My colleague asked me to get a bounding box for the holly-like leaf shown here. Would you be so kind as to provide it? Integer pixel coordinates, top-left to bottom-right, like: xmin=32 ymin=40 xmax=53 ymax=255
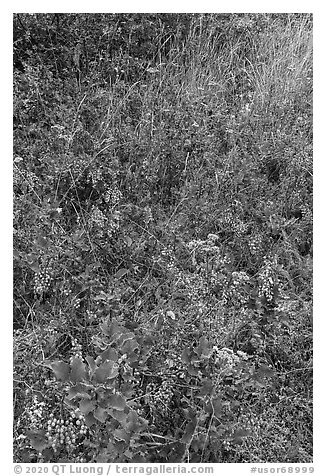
xmin=51 ymin=360 xmax=70 ymax=382
xmin=85 ymin=356 xmax=96 ymax=373
xmin=107 ymin=393 xmax=126 ymax=411
xmin=106 ymin=408 xmax=127 ymax=424
xmin=79 ymin=398 xmax=96 ymax=415
xmin=113 ymin=429 xmax=129 ymax=442
xmin=84 ymin=412 xmax=97 ymax=427
xmin=70 ymin=356 xmax=88 ymax=383
xmin=94 ymin=360 xmax=119 ymax=383
xmin=93 ymin=406 xmax=108 ymax=423
xmin=101 ymin=347 xmax=119 ymax=362
xmin=26 ymin=429 xmax=49 ymax=452
xmin=120 ymin=336 xmax=138 ymax=355
xmin=66 ymin=383 xmax=90 ymax=401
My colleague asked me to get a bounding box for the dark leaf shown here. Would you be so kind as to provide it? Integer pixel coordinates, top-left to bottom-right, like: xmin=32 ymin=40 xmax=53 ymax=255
xmin=94 ymin=360 xmax=119 ymax=383
xmin=26 ymin=430 xmax=49 ymax=452
xmin=107 ymin=393 xmax=126 ymax=411
xmin=50 ymin=360 xmax=70 ymax=382
xmin=70 ymin=356 xmax=88 ymax=383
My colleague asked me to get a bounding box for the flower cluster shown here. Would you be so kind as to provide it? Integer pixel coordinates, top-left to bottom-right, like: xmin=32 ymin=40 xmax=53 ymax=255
xmin=90 ymin=205 xmax=107 ymax=229
xmin=212 ymin=346 xmax=241 ymax=376
xmin=257 ymin=257 xmax=277 ymax=304
xmin=104 ymin=185 xmax=122 ymax=209
xmin=301 ymin=204 xmax=312 ymax=227
xmin=221 ymin=271 xmax=250 ymax=307
xmin=248 ymin=232 xmax=264 ymax=256
xmin=159 ymin=246 xmax=179 ymax=273
xmin=34 ymin=259 xmax=54 ymax=297
xmin=13 ymin=167 xmax=40 ymax=191
xmin=218 ymin=211 xmax=249 ymax=236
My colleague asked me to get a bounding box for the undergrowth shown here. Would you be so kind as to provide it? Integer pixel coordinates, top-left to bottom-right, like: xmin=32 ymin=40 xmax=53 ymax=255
xmin=13 ymin=13 xmax=312 ymax=463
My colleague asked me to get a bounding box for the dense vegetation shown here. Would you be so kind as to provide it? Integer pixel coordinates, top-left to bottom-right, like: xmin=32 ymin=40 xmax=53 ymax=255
xmin=13 ymin=13 xmax=313 ymax=463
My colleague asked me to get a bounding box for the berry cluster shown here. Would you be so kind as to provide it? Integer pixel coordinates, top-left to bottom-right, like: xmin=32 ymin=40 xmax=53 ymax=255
xmin=164 ymin=352 xmax=186 ymax=380
xmin=70 ymin=337 xmax=83 ymax=362
xmin=34 ymin=261 xmax=54 ymax=296
xmin=86 ymin=310 xmax=97 ymax=322
xmin=71 ymin=296 xmax=81 ymax=309
xmin=145 ymin=379 xmax=175 ymax=415
xmin=62 ymin=288 xmax=72 ymax=297
xmin=45 ymin=411 xmax=88 ymax=455
xmin=28 ymin=395 xmax=46 ymax=430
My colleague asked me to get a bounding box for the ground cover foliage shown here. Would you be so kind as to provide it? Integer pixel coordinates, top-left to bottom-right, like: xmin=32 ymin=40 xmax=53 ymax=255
xmin=13 ymin=13 xmax=313 ymax=463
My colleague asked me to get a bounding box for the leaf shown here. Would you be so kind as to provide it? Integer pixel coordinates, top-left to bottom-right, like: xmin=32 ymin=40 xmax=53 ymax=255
xmin=212 ymin=397 xmax=223 ymax=417
xmin=66 ymin=384 xmax=90 ymax=401
xmin=113 ymin=429 xmax=129 ymax=442
xmin=101 ymin=347 xmax=119 ymax=362
xmin=26 ymin=430 xmax=49 ymax=452
xmin=124 ymin=236 xmax=132 ymax=247
xmin=256 ymin=364 xmax=275 ymax=379
xmin=181 ymin=347 xmax=192 ymax=364
xmin=232 ymin=428 xmax=251 ymax=444
xmin=115 ymin=268 xmax=129 ymax=279
xmin=107 ymin=393 xmax=126 ymax=411
xmin=51 ymin=361 xmax=70 ymax=382
xmin=84 ymin=412 xmax=97 ymax=427
xmin=85 ymin=356 xmax=96 ymax=373
xmin=106 ymin=408 xmax=127 ymax=424
xmin=94 ymin=360 xmax=119 ymax=383
xmin=196 ymin=336 xmax=211 ymax=358
xmin=120 ymin=335 xmax=138 ymax=355
xmin=13 ymin=249 xmax=21 ymax=259
xmin=181 ymin=420 xmax=197 ymax=444
xmin=124 ymin=410 xmax=140 ymax=433
xmin=79 ymin=398 xmax=96 ymax=414
xmin=198 ymin=379 xmax=214 ymax=397
xmin=93 ymin=406 xmax=108 ymax=423
xmin=70 ymin=356 xmax=87 ymax=383
xmin=36 ymin=235 xmax=49 ymax=249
